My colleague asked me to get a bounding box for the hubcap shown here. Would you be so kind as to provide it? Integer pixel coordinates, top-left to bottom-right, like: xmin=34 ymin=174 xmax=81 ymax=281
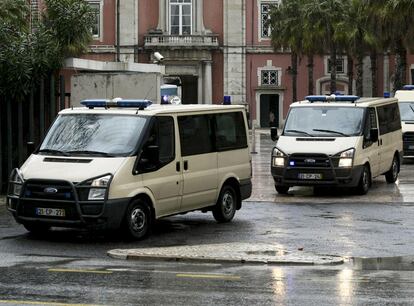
xmin=222 ymin=191 xmax=234 ymax=216
xmin=130 ymin=208 xmax=146 ymax=232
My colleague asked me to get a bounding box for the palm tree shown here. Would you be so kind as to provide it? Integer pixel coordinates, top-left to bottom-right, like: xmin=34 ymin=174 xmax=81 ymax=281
xmin=304 ymin=0 xmax=349 ymax=93
xmin=270 ymin=0 xmax=305 ymax=102
xmin=377 ymin=0 xmax=414 ymax=91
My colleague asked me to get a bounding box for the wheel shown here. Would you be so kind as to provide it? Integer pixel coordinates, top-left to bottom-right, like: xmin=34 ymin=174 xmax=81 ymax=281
xmin=122 ymin=199 xmax=151 ymax=240
xmin=275 ymin=185 xmax=289 ymax=194
xmin=385 ymin=155 xmax=399 ymax=183
xmin=213 ymin=185 xmax=237 ymax=223
xmin=23 ymin=223 xmax=50 ymax=234
xmin=355 ymin=165 xmax=371 ymax=195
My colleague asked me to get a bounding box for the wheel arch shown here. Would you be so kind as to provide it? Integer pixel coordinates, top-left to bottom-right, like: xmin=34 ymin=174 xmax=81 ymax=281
xmin=219 ymin=177 xmax=241 ymax=210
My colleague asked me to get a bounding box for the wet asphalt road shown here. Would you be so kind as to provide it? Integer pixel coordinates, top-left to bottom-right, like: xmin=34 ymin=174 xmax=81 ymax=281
xmin=1 ymin=130 xmax=414 ymax=304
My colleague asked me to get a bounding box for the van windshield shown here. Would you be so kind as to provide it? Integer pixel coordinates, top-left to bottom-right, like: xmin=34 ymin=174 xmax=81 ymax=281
xmin=399 ymin=102 xmax=414 ymax=121
xmin=39 ymin=114 xmax=148 ymax=157
xmin=283 ymin=106 xmax=365 ymax=137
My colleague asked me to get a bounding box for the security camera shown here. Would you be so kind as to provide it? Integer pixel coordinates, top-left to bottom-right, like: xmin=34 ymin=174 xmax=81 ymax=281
xmin=154 ymin=52 xmax=164 ymax=62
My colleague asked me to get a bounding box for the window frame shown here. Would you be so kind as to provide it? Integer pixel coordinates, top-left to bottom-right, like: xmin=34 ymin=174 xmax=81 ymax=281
xmin=169 ymin=0 xmax=192 ymax=35
xmin=87 ymin=0 xmax=103 ymax=41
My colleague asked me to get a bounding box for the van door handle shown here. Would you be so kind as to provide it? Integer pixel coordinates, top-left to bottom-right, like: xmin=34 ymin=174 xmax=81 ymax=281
xmin=184 ymin=160 xmax=188 ymax=170
xmin=176 ymin=161 xmax=180 ymax=172
xmin=379 ymin=139 xmax=383 ymax=146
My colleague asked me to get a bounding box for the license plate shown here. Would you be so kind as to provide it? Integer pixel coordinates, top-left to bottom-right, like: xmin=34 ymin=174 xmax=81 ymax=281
xmin=36 ymin=208 xmax=65 ymax=217
xmin=298 ymin=173 xmax=322 ymax=180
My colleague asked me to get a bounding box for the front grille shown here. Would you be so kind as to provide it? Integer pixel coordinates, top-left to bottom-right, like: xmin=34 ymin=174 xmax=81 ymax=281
xmin=403 ymin=132 xmax=414 ymax=156
xmin=288 ymin=154 xmax=332 ymax=168
xmin=24 ymin=180 xmax=75 ymax=201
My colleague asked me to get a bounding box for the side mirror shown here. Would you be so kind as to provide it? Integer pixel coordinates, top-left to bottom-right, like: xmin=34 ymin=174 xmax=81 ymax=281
xmin=370 ymin=128 xmax=379 ymax=142
xmin=270 ymin=127 xmax=279 ymax=141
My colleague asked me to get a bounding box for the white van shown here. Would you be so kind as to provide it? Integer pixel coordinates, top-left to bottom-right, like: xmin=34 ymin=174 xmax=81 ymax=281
xmin=271 ymin=95 xmax=403 ymax=195
xmin=395 ymin=85 xmax=414 ymax=158
xmin=7 ymin=99 xmax=252 ymax=239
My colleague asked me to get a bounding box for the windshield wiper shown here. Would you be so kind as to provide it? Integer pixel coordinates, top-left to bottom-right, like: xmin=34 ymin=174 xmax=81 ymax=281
xmin=410 ymin=104 xmax=414 ymax=113
xmin=38 ymin=148 xmax=69 ymax=156
xmin=313 ymin=129 xmax=350 ymax=137
xmin=285 ymin=129 xmax=314 ymax=137
xmin=66 ymin=150 xmax=116 ymax=157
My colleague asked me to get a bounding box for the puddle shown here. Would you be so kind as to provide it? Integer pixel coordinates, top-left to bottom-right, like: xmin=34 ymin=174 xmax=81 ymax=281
xmin=246 ymin=250 xmax=289 ymax=256
xmin=353 ymin=256 xmax=414 ymax=271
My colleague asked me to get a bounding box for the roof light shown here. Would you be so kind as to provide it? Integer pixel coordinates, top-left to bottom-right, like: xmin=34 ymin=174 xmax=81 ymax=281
xmin=305 ymin=94 xmax=359 ymax=103
xmin=402 ymin=85 xmax=414 ymax=90
xmin=80 ymin=98 xmax=152 ymax=109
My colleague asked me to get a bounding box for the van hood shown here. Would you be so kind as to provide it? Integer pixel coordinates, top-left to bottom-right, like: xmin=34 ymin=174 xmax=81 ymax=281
xmin=20 ymin=154 xmax=128 ymax=182
xmin=402 ymin=121 xmax=414 ymax=133
xmin=276 ymin=136 xmax=359 ymax=155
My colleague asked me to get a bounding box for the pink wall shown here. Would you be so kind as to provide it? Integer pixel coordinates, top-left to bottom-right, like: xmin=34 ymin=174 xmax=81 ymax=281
xmin=139 ymin=0 xmax=159 ymax=46
xmin=212 ymin=51 xmax=224 ymax=104
xmin=204 ymin=0 xmax=223 ymax=43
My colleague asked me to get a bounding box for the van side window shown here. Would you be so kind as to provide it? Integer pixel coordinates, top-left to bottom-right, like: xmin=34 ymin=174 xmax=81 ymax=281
xmin=215 ymin=112 xmax=248 ymax=151
xmin=178 ymin=115 xmax=213 ymax=156
xmin=377 ymin=103 xmax=402 ymax=134
xmin=157 ymin=116 xmax=175 ymax=164
xmin=363 ymin=108 xmax=377 ymax=147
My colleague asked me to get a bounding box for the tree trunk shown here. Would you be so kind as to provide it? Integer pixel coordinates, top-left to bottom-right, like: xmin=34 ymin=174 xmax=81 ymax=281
xmin=292 ymin=52 xmax=298 ymax=102
xmin=17 ymin=99 xmax=24 ymax=166
xmin=0 ymin=97 xmax=2 ymax=192
xmin=347 ymin=55 xmax=354 ymax=95
xmin=370 ymin=51 xmax=378 ymax=97
xmin=356 ymin=52 xmax=364 ymax=97
xmin=394 ymin=39 xmax=407 ymax=92
xmin=40 ymin=78 xmax=45 ymax=140
xmin=6 ymin=98 xmax=13 ymax=176
xmin=307 ymin=55 xmax=314 ymax=95
xmin=330 ymin=41 xmax=337 ymax=93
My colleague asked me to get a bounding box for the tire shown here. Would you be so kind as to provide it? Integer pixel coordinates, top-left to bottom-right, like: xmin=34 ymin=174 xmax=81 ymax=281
xmin=385 ymin=155 xmax=399 ymax=183
xmin=23 ymin=223 xmax=50 ymax=235
xmin=355 ymin=165 xmax=371 ymax=195
xmin=275 ymin=185 xmax=289 ymax=194
xmin=213 ymin=185 xmax=237 ymax=223
xmin=122 ymin=199 xmax=151 ymax=240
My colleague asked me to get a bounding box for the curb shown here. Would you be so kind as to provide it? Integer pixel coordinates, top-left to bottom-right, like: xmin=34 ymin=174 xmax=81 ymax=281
xmin=107 ymin=248 xmax=344 ymax=266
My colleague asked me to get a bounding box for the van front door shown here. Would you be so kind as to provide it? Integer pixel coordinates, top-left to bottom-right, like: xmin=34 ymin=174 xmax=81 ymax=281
xmin=178 ymin=115 xmax=218 ymax=211
xmin=363 ymin=108 xmax=381 ymax=177
xmin=140 ymin=116 xmax=183 ymax=217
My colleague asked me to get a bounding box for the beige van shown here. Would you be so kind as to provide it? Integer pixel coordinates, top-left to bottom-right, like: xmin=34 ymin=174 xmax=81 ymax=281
xmin=7 ymin=99 xmax=252 ymax=239
xmin=271 ymin=95 xmax=403 ymax=195
xmin=395 ymin=85 xmax=414 ymax=157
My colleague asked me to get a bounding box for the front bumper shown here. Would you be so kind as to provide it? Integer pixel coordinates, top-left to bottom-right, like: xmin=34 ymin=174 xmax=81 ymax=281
xmin=7 ymin=178 xmax=129 ymax=230
xmin=271 ymin=153 xmax=363 ymax=187
xmin=403 ymin=132 xmax=414 ymax=157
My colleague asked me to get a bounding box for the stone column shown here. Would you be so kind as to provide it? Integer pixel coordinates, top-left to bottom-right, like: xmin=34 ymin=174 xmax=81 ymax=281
xmin=158 ymin=0 xmax=167 ymax=32
xmin=203 ymin=61 xmax=212 ymax=104
xmin=119 ymin=0 xmax=139 ymax=63
xmin=198 ymin=64 xmax=203 ymax=104
xmin=223 ymin=0 xmax=246 ymax=105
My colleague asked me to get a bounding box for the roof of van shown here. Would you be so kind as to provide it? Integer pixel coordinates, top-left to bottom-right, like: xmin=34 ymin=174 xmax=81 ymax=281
xmin=290 ymin=97 xmax=398 ymax=108
xmin=395 ymin=90 xmax=414 ymax=102
xmin=59 ymin=103 xmax=246 ymax=116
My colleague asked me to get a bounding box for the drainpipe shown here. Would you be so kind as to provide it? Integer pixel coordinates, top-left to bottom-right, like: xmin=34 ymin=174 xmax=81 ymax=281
xmin=116 ymin=0 xmax=120 ymax=62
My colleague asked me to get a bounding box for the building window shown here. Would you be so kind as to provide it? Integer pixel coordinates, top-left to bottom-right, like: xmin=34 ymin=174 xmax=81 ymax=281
xmin=327 ymin=58 xmax=345 ymax=74
xmin=261 ymin=70 xmax=279 ymax=86
xmin=170 ymin=0 xmax=192 ymax=35
xmin=261 ymin=3 xmax=276 ymax=38
xmin=88 ymin=1 xmax=102 ymax=39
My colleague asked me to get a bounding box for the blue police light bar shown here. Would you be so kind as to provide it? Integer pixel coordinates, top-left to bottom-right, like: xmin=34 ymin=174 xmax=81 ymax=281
xmin=81 ymin=99 xmax=152 ymax=109
xmin=305 ymin=95 xmax=360 ymax=103
xmin=403 ymin=85 xmax=414 ymax=90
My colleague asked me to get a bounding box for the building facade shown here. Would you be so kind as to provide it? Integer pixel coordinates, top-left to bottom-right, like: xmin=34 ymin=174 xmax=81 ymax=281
xmin=60 ymin=0 xmax=414 ymax=127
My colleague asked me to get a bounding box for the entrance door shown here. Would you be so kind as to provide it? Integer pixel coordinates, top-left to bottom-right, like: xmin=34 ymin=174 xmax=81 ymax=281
xmin=180 ymin=75 xmax=198 ymax=104
xmin=260 ymin=94 xmax=279 ymax=128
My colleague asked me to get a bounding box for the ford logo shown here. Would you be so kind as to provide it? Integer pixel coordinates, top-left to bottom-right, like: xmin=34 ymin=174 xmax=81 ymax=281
xmin=44 ymin=187 xmax=58 ymax=193
xmin=304 ymin=159 xmax=316 ymax=163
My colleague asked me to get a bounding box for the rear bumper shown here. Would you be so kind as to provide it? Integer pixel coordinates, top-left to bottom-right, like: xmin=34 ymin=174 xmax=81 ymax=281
xmin=240 ymin=178 xmax=252 ymax=200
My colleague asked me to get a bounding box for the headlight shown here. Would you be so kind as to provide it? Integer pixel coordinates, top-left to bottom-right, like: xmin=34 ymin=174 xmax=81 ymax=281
xmin=9 ymin=169 xmax=24 ymax=196
xmin=88 ymin=175 xmax=111 ymax=200
xmin=338 ymin=148 xmax=355 ymax=168
xmin=272 ymin=148 xmax=286 ymax=167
